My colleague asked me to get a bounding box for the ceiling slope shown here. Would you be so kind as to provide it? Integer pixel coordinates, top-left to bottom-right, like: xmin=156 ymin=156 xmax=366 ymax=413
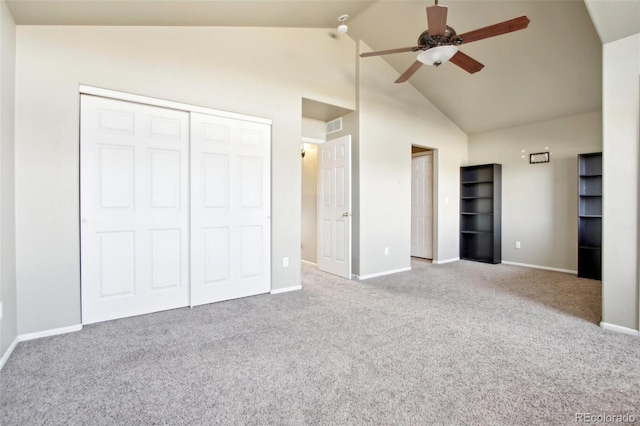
xmin=584 ymin=0 xmax=640 ymax=44
xmin=348 ymin=0 xmax=603 ymax=135
xmin=6 ymin=0 xmax=375 ymax=27
xmin=6 ymin=0 xmax=607 ymax=135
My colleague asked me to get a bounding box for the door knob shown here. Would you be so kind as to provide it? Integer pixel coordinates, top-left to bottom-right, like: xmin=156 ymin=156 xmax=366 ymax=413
xmin=342 ymin=212 xmax=352 ymax=217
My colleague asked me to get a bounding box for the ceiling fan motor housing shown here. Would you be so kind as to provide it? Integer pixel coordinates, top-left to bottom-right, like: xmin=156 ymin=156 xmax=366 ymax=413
xmin=418 ymin=25 xmax=463 ymax=49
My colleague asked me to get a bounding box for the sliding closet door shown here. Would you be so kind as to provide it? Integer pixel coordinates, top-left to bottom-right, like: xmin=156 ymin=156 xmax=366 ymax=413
xmin=80 ymin=95 xmax=190 ymax=324
xmin=190 ymin=113 xmax=271 ymax=306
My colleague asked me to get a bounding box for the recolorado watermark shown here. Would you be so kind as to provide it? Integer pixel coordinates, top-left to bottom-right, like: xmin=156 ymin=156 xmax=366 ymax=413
xmin=576 ymin=413 xmax=637 ymax=423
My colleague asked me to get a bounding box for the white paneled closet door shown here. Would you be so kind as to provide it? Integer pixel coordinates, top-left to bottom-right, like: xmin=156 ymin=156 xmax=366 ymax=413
xmin=190 ymin=113 xmax=271 ymax=306
xmin=80 ymin=95 xmax=190 ymax=324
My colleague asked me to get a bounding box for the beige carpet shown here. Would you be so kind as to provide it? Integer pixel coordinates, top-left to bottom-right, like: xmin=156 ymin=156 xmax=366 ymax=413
xmin=1 ymin=260 xmax=638 ymax=425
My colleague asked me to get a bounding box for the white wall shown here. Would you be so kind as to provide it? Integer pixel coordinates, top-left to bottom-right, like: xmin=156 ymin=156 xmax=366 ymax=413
xmin=601 ymin=33 xmax=640 ymax=331
xmin=14 ymin=26 xmax=356 ymax=334
xmin=0 ymin=0 xmax=16 ymax=361
xmin=357 ymin=41 xmax=467 ymax=276
xmin=468 ymin=112 xmax=602 ymax=272
xmin=301 ymin=117 xmax=326 ymax=141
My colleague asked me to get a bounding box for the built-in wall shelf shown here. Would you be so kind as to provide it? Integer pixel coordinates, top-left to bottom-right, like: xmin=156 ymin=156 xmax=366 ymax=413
xmin=460 ymin=163 xmax=501 ymax=264
xmin=578 ymin=152 xmax=602 ymax=280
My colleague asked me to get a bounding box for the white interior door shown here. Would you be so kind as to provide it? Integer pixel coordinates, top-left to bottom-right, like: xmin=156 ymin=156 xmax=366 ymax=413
xmin=317 ymin=135 xmax=352 ymax=279
xmin=190 ymin=112 xmax=271 ymax=306
xmin=411 ymin=153 xmax=433 ymax=259
xmin=80 ymin=95 xmax=190 ymax=324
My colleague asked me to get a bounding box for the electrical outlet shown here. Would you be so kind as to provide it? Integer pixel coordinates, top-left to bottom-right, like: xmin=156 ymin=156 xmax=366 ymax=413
xmin=283 ymin=257 xmax=289 ymax=267
xmin=515 ymin=241 xmax=521 ymax=249
xmin=384 ymin=247 xmax=389 ymax=256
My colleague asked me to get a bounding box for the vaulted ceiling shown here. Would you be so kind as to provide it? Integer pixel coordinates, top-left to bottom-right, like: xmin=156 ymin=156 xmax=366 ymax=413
xmin=6 ymin=0 xmax=638 ymax=135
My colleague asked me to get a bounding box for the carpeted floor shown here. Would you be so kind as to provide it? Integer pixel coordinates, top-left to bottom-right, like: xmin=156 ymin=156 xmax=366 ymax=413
xmin=1 ymin=261 xmax=638 ymax=425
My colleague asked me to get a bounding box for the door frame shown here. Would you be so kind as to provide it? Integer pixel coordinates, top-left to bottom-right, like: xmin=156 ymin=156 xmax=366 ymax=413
xmin=79 ymin=86 xmax=272 ymax=125
xmin=78 ymin=85 xmax=273 ymax=322
xmin=411 ymin=145 xmax=438 ymax=262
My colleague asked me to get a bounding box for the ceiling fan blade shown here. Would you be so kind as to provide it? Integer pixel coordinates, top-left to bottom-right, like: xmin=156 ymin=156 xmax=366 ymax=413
xmin=395 ymin=61 xmax=423 ymax=84
xmin=457 ymin=16 xmax=530 ymax=44
xmin=449 ymin=51 xmax=484 ymax=74
xmin=360 ymin=46 xmax=421 ymax=58
xmin=426 ymin=5 xmax=448 ymax=37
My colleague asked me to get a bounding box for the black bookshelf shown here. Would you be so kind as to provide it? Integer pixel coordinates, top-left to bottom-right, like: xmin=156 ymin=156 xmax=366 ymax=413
xmin=578 ymin=153 xmax=602 ymax=279
xmin=460 ymin=164 xmax=502 ymax=264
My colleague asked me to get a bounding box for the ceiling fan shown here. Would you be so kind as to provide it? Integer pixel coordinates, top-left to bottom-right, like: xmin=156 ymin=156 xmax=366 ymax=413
xmin=360 ymin=0 xmax=530 ymax=83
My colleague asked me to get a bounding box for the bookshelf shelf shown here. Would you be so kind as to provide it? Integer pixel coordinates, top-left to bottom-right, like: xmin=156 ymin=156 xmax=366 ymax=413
xmin=578 ymin=153 xmax=602 ymax=279
xmin=460 ymin=164 xmax=501 ymax=264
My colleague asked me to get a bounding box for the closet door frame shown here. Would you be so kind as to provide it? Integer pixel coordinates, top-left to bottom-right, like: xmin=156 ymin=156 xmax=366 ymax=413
xmin=79 ymin=86 xmax=272 ymax=322
xmin=80 ymin=86 xmax=272 ymax=126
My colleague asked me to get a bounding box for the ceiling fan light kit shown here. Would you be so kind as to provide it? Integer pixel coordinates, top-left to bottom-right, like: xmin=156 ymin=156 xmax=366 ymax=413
xmin=337 ymin=14 xmax=349 ymax=34
xmin=417 ymin=45 xmax=458 ymax=67
xmin=360 ymin=1 xmax=530 ymax=83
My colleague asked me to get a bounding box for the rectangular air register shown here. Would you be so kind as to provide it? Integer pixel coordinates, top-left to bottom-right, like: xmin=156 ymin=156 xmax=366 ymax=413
xmin=326 ymin=117 xmax=342 ymax=135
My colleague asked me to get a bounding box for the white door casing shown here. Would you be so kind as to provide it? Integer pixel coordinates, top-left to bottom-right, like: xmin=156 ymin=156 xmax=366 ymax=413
xmin=80 ymin=95 xmax=190 ymax=324
xmin=411 ymin=153 xmax=433 ymax=259
xmin=317 ymin=135 xmax=352 ymax=279
xmin=190 ymin=113 xmax=271 ymax=306
xmin=81 ymin=91 xmax=272 ymax=323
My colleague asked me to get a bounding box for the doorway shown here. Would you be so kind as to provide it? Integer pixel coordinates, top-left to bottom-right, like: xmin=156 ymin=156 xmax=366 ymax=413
xmin=300 ymin=135 xmax=352 ymax=279
xmin=411 ymin=146 xmax=435 ymax=267
xmin=300 ymin=99 xmax=354 ymax=279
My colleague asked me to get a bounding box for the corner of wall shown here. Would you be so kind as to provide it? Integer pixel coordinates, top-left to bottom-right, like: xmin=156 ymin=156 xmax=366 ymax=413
xmin=601 ymin=33 xmax=640 ymax=331
xmin=0 ymin=0 xmax=18 ymax=362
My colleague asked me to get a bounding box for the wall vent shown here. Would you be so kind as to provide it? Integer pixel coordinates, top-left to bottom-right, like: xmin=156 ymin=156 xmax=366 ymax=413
xmin=326 ymin=117 xmax=342 ymax=135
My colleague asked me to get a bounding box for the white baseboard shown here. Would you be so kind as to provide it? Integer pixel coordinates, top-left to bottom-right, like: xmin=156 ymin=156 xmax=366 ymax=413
xmin=355 ymin=267 xmax=412 ymax=280
xmin=433 ymin=257 xmax=459 ymax=265
xmin=18 ymin=324 xmax=83 ymax=342
xmin=0 ymin=324 xmax=83 ymax=371
xmin=0 ymin=337 xmax=19 ymax=372
xmin=501 ymin=261 xmax=577 ymax=275
xmin=600 ymin=322 xmax=640 ymax=336
xmin=270 ymin=285 xmax=302 ymax=295
xmin=301 ymin=260 xmax=317 ymax=266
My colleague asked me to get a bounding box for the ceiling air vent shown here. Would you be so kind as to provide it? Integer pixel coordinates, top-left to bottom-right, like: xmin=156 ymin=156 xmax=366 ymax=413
xmin=326 ymin=117 xmax=342 ymax=135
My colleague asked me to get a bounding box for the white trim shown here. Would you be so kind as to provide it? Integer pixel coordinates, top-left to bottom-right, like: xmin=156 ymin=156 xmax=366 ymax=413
xmin=0 ymin=337 xmax=19 ymax=372
xmin=18 ymin=324 xmax=83 ymax=342
xmin=301 ymin=136 xmax=325 ymax=144
xmin=270 ymin=285 xmax=302 ymax=295
xmin=501 ymin=261 xmax=577 ymax=275
xmin=411 ymin=151 xmax=433 ymax=158
xmin=1 ymin=325 xmax=84 ymax=370
xmin=79 ymin=85 xmax=272 ymax=125
xmin=301 ymin=259 xmax=317 ymax=266
xmin=355 ymin=267 xmax=412 ymax=280
xmin=433 ymin=257 xmax=459 ymax=265
xmin=600 ymin=322 xmax=640 ymax=336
